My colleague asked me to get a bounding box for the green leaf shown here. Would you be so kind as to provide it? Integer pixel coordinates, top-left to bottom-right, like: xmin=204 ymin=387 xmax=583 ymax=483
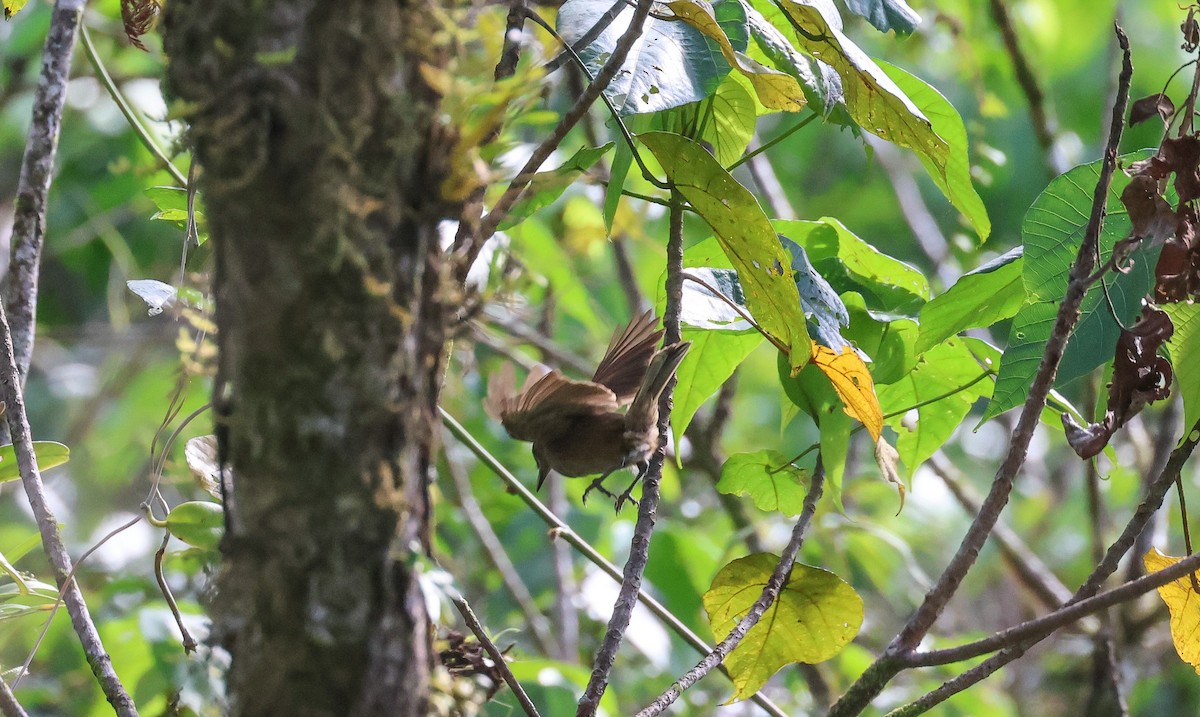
xmin=878 ymin=337 xmax=991 ymax=469
xmin=718 ymin=450 xmax=810 ymax=514
xmin=641 ymin=131 xmax=811 ymax=370
xmin=775 ymin=0 xmax=949 ymax=172
xmin=776 ymin=218 xmax=930 ymax=314
xmin=603 ymin=139 xmax=634 ymax=234
xmin=558 ymin=0 xmax=743 ymax=114
xmin=145 ymin=186 xmax=188 ymax=213
xmin=744 ymin=1 xmax=846 ymax=120
xmin=915 ymin=247 xmax=1024 ymax=356
xmin=663 ymin=74 xmax=758 ymax=167
xmin=841 ymin=292 xmax=918 ymax=385
xmin=982 ymin=155 xmax=1160 ymax=421
xmin=498 ymin=143 xmax=613 ymax=230
xmin=704 ymin=553 xmax=862 ymax=702
xmin=879 ymin=61 xmax=990 ymax=242
xmin=665 ymin=0 xmax=807 ymax=112
xmin=1165 ymin=303 xmax=1200 ymax=444
xmin=165 ymin=501 xmax=224 ymax=550
xmin=780 ymin=237 xmax=851 ymax=352
xmin=841 ymin=0 xmax=920 ymax=35
xmin=672 ymin=328 xmax=763 ymax=454
xmin=0 ymin=442 xmax=71 ymax=484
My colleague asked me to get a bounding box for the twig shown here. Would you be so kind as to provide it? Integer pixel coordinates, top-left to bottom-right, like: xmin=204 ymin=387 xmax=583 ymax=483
xmin=481 ymin=313 xmax=593 ymax=375
xmin=0 ymin=676 xmax=29 ymax=717
xmin=452 ymin=596 xmax=542 ymax=717
xmin=0 ymin=300 xmax=138 ymax=717
xmin=828 ymin=25 xmax=1133 ymax=716
xmin=4 ymin=0 xmax=87 ymax=393
xmin=886 ymin=549 xmax=1200 ymax=716
xmin=987 ymin=0 xmax=1066 ymax=175
xmin=439 ymin=407 xmax=789 ymax=717
xmin=494 ymin=0 xmax=528 ymax=81
xmin=636 ymin=460 xmax=826 ymax=716
xmin=154 ymin=532 xmax=197 ymax=653
xmin=865 ymin=136 xmax=954 ymax=285
xmin=444 ymin=443 xmax=558 ymax=656
xmin=466 ymin=0 xmax=656 ymax=259
xmin=743 ymin=141 xmax=797 ymax=220
xmin=575 ymin=190 xmax=685 ymax=717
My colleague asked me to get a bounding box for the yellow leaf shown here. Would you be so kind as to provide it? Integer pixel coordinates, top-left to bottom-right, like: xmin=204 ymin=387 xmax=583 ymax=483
xmin=3 ymin=0 xmax=30 ymax=19
xmin=811 ymin=343 xmax=882 ymax=441
xmin=1145 ymin=547 xmax=1200 ymax=675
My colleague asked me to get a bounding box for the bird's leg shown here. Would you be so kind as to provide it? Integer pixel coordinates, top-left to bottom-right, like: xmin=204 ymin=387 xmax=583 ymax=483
xmin=614 ymin=462 xmax=649 ymax=513
xmin=582 ymin=470 xmax=619 ymax=504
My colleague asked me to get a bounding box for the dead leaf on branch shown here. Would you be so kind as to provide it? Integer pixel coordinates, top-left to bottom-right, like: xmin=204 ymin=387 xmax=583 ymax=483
xmin=1130 ymin=93 xmax=1176 ymax=127
xmin=1062 ymin=306 xmax=1174 ymax=458
xmin=121 ymin=0 xmax=161 ymax=51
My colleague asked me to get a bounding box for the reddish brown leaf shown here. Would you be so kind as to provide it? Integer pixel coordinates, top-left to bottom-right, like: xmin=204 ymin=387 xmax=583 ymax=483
xmin=1122 ymin=174 xmax=1176 ymax=242
xmin=1186 ymin=9 xmax=1200 ymax=52
xmin=1063 ymin=306 xmax=1174 ymax=459
xmin=1130 ymin=93 xmax=1176 ymax=127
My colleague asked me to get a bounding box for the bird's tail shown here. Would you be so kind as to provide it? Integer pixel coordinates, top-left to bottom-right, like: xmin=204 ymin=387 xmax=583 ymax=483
xmin=625 ymin=341 xmax=691 ymax=430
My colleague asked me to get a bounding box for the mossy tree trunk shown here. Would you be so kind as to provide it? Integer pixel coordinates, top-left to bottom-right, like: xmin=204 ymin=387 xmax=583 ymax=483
xmin=163 ymin=3 xmax=455 ymax=714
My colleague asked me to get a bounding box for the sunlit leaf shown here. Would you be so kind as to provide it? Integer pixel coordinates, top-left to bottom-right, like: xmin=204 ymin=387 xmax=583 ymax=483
xmin=499 ymin=143 xmax=613 ymax=230
xmin=0 ymin=442 xmax=71 ymax=484
xmin=127 ymin=279 xmax=178 ymax=316
xmin=915 ymin=248 xmax=1024 ymax=356
xmin=775 ymin=0 xmax=949 ymax=174
xmin=880 ymin=61 xmax=990 ymax=242
xmin=663 ymin=74 xmax=758 ymax=167
xmin=704 ymin=553 xmax=862 ymax=701
xmin=2 ymin=0 xmax=29 ymax=19
xmin=778 ymin=353 xmax=851 ymax=510
xmin=665 ymin=0 xmax=807 ymax=112
xmin=743 ymin=1 xmax=845 ymax=119
xmin=673 ymin=329 xmax=763 ymax=455
xmin=1144 ymin=547 xmax=1200 ymax=675
xmin=811 ymin=343 xmax=882 ymax=441
xmin=166 ymin=501 xmax=224 ymax=550
xmin=641 ymin=131 xmax=811 ymax=370
xmin=717 ymin=450 xmax=809 ymax=514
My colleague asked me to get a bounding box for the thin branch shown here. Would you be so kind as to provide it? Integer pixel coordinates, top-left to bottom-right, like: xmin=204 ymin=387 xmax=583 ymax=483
xmin=494 ymin=0 xmax=528 ymax=81
xmin=0 ymin=677 xmax=28 ymax=717
xmin=463 ymin=0 xmax=656 ymax=265
xmin=987 ymin=0 xmax=1067 ymax=175
xmin=576 ymin=190 xmax=685 ymax=717
xmin=929 ymin=455 xmax=1074 ymax=611
xmin=4 ymin=0 xmax=87 ymax=392
xmin=887 ymin=550 xmax=1200 ymax=717
xmin=743 ymin=140 xmax=796 ymax=220
xmin=611 ymin=236 xmax=649 ymax=315
xmin=452 ymin=596 xmax=542 ymax=717
xmin=828 ymin=26 xmax=1133 ymax=716
xmin=865 ymin=136 xmax=954 ymax=285
xmin=636 ymin=460 xmax=826 ymax=716
xmin=481 ymin=313 xmax=593 ymax=375
xmin=0 ymin=299 xmax=138 ymax=715
xmin=439 ymin=408 xmax=789 ymax=717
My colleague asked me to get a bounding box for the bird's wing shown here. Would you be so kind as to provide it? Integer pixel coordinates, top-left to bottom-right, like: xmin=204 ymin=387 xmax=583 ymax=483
xmin=590 ymin=310 xmax=663 ymax=406
xmin=489 ymin=365 xmax=618 ymax=442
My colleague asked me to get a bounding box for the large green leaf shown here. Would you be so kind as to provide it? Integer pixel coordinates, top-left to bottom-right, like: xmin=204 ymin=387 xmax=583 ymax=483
xmin=557 ymin=0 xmax=746 ymax=114
xmin=878 ymin=337 xmax=991 ymax=469
xmin=743 ymin=1 xmax=846 ymax=120
xmin=915 ymin=247 xmax=1024 ymax=356
xmin=841 ymin=292 xmax=918 ymax=385
xmin=775 ymin=0 xmax=949 ymax=173
xmin=717 ymin=450 xmax=809 ymax=514
xmin=641 ymin=131 xmax=812 ymax=369
xmin=982 ymin=156 xmax=1160 ymax=421
xmin=778 ymin=352 xmax=850 ymax=508
xmin=1165 ymin=303 xmax=1200 ymax=444
xmin=704 ymin=553 xmax=862 ymax=702
xmin=880 ymin=61 xmax=990 ymax=242
xmin=673 ymin=328 xmax=764 ymax=454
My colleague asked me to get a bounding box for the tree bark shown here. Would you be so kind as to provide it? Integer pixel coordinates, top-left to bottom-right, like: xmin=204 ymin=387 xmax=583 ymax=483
xmin=163 ymin=2 xmax=453 ymax=714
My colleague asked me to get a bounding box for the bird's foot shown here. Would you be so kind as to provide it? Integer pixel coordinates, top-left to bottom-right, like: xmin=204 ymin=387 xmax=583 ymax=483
xmin=582 ymin=473 xmax=618 ymax=505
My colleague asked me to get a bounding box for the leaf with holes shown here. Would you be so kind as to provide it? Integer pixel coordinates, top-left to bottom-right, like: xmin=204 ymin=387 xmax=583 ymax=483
xmin=811 ymin=343 xmax=882 ymax=441
xmin=1145 ymin=548 xmax=1200 ymax=675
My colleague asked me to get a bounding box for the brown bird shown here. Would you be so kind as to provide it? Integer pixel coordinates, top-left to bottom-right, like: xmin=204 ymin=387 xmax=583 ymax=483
xmin=485 ymin=311 xmax=691 ymax=507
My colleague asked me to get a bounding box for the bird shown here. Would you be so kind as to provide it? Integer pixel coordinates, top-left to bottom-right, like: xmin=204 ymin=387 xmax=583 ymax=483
xmin=484 ymin=310 xmax=691 ymax=508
